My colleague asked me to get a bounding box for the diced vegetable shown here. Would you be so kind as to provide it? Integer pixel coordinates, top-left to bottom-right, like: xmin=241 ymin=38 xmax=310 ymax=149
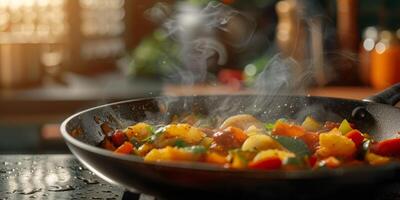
xmin=298 ymin=132 xmax=319 ymax=152
xmin=174 ymin=139 xmax=187 ymax=148
xmin=316 ymin=128 xmax=356 ymax=158
xmin=130 ymin=137 xmax=142 ymax=148
xmin=345 ymin=130 xmax=364 ymax=147
xmin=114 ymin=142 xmax=134 ymax=154
xmin=220 ymin=114 xmax=263 ymax=130
xmin=241 ymin=134 xmax=282 ymax=151
xmin=338 ymin=119 xmax=353 ymax=134
xmin=273 ymin=120 xmax=306 ymax=137
xmin=183 ymin=145 xmax=207 ymax=154
xmin=101 ymin=138 xmax=116 ymax=151
xmin=252 ymin=149 xmax=295 ymax=163
xmin=213 ymin=128 xmax=244 ymax=150
xmin=318 ymin=156 xmax=340 ymax=168
xmin=229 ymin=150 xmax=253 ymax=169
xmin=248 ymin=156 xmax=282 ymax=170
xmin=200 ymin=137 xmax=213 ymax=148
xmin=137 ymin=143 xmax=155 ymax=157
xmin=111 ymin=130 xmax=128 ymax=147
xmin=225 ymin=127 xmax=248 ymax=143
xmin=371 ymin=138 xmax=400 ymax=157
xmin=308 ymin=155 xmax=317 ymax=167
xmin=323 ymin=121 xmax=340 ymax=130
xmin=144 ymin=146 xmax=200 ymax=162
xmin=246 ymin=125 xmax=265 ymax=136
xmin=365 ymin=152 xmax=390 ymax=165
xmin=124 ymin=122 xmax=153 ymax=141
xmin=205 ymin=152 xmax=228 ymax=165
xmin=163 ymin=124 xmax=206 ymax=144
xmin=265 ymin=123 xmax=275 ymax=132
xmin=273 ymin=135 xmax=310 ymax=158
xmin=302 ymin=116 xmax=322 ymax=132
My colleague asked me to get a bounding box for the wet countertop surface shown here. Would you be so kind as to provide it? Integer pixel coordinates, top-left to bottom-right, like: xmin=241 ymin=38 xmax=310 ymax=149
xmin=0 ymin=155 xmax=156 ymax=200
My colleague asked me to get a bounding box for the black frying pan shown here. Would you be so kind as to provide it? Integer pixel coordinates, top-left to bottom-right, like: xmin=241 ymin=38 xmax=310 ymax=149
xmin=61 ymin=84 xmax=400 ymax=200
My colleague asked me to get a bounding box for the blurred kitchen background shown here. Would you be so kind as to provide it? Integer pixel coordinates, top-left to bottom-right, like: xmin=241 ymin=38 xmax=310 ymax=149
xmin=0 ymin=0 xmax=399 ymax=154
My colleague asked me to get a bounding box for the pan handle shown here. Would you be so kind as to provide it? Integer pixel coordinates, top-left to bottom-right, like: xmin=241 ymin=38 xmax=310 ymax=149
xmin=364 ymin=83 xmax=400 ymax=106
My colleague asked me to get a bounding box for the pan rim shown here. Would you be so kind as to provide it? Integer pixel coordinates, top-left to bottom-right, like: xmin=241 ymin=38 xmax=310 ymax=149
xmin=60 ymin=94 xmax=400 ymax=179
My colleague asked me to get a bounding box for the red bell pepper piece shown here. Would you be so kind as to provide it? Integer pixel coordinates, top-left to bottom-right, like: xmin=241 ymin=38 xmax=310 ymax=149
xmin=111 ymin=130 xmax=127 ymax=147
xmin=114 ymin=142 xmax=134 ymax=154
xmin=346 ymin=129 xmax=364 ymax=147
xmin=248 ymin=157 xmax=282 ymax=170
xmin=308 ymin=155 xmax=317 ymax=168
xmin=372 ymin=138 xmax=400 ymax=157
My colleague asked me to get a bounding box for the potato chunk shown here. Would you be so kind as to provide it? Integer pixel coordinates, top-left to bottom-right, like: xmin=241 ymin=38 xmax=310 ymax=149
xmin=253 ymin=149 xmax=295 ymax=163
xmin=124 ymin=122 xmax=152 ymax=140
xmin=163 ymin=123 xmax=206 ymax=144
xmin=241 ymin=134 xmax=282 ymax=151
xmin=316 ymin=128 xmax=356 ymax=158
xmin=144 ymin=146 xmax=199 ymax=162
xmin=365 ymin=152 xmax=390 ymax=165
xmin=220 ymin=114 xmax=263 ymax=130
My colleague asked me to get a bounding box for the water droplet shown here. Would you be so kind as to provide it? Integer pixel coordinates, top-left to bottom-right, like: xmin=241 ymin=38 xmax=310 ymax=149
xmin=29 ymin=195 xmax=36 ymax=199
xmin=0 ymin=170 xmax=6 ymax=174
xmin=76 ymin=176 xmax=99 ymax=185
xmin=42 ymin=193 xmax=48 ymax=196
xmin=13 ymin=188 xmax=42 ymax=195
xmin=48 ymin=185 xmax=75 ymax=192
xmin=91 ymin=197 xmax=102 ymax=200
xmin=2 ymin=162 xmax=9 ymax=166
xmin=15 ymin=162 xmax=22 ymax=165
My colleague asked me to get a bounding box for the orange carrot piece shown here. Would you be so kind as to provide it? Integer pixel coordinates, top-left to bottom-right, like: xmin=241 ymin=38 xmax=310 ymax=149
xmin=101 ymin=138 xmax=116 ymax=151
xmin=205 ymin=152 xmax=228 ymax=165
xmin=225 ymin=127 xmax=248 ymax=143
xmin=114 ymin=141 xmax=134 ymax=154
xmin=273 ymin=121 xmax=306 ymax=137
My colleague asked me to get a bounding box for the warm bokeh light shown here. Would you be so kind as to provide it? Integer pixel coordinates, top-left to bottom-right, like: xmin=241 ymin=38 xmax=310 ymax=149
xmin=0 ymin=0 xmax=67 ymax=43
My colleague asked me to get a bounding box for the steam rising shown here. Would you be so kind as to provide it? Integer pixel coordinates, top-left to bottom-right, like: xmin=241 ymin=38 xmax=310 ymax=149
xmin=148 ymin=2 xmax=256 ymax=84
xmin=142 ymin=1 xmax=330 ymax=124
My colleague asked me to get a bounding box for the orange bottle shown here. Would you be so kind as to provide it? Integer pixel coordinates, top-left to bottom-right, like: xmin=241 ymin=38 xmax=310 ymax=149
xmin=370 ymin=31 xmax=400 ymax=90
